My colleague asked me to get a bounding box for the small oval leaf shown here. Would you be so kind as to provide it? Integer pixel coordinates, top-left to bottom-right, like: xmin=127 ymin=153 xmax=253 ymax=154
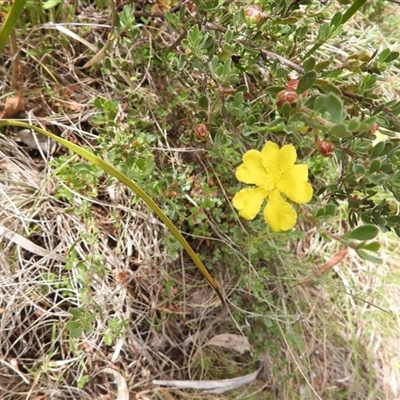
xmin=355 ymin=249 xmax=382 ymax=264
xmin=330 ymin=123 xmax=352 ymax=138
xmin=368 ymin=159 xmax=382 ymax=174
xmin=297 ymin=71 xmax=317 ymax=94
xmin=303 ymin=57 xmax=316 ymax=72
xmin=347 ymin=224 xmax=379 ymax=241
xmin=358 ymin=241 xmax=380 ymax=252
xmin=277 ymin=17 xmax=299 ymax=25
xmin=325 ymin=92 xmax=344 ymax=123
xmin=198 ymin=95 xmax=209 ymax=111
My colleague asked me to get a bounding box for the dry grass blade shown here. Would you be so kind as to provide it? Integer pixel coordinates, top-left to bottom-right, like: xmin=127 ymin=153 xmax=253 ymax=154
xmin=152 ymin=368 xmax=260 ymax=394
xmin=46 ymin=23 xmax=136 ymax=90
xmin=100 ymin=368 xmax=129 ymax=400
xmin=81 ymin=0 xmax=116 ymax=69
xmin=0 ymin=225 xmax=64 ymax=262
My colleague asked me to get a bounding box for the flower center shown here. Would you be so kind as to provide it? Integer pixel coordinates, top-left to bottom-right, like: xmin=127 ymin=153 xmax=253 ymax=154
xmin=263 ymin=177 xmax=275 ymax=192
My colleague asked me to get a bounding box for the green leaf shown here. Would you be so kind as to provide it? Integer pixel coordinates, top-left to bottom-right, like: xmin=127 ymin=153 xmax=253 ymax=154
xmin=314 ymin=207 xmax=326 ymax=218
xmin=201 ymin=35 xmax=215 ymax=50
xmin=325 ymin=93 xmax=344 ymax=123
xmin=277 ymin=17 xmax=299 ymax=24
xmin=198 ymin=95 xmax=209 ymax=111
xmin=347 ymin=118 xmax=360 ymax=131
xmin=315 ymin=60 xmax=331 ymax=72
xmin=313 ymin=95 xmax=326 ymax=113
xmin=358 ymin=116 xmax=376 ymax=131
xmin=303 ymin=57 xmax=316 ymax=72
xmin=330 ymin=12 xmax=343 ymax=28
xmin=103 ymin=334 xmax=113 ymax=346
xmin=329 ymin=123 xmax=352 ymax=138
xmin=265 ymin=86 xmax=285 ymax=96
xmin=387 ymin=215 xmax=400 ymax=224
xmin=69 ymin=327 xmax=83 ymax=338
xmin=352 ymin=163 xmax=365 ymax=174
xmin=381 ymin=163 xmax=394 ymax=174
xmin=281 ymin=102 xmax=293 ymax=120
xmin=368 ymin=159 xmax=382 ymax=174
xmin=370 ymin=141 xmax=385 ymax=158
xmin=382 ymin=142 xmax=394 ymax=156
xmin=73 ymin=162 xmax=97 ymax=175
xmin=188 ymin=24 xmax=200 ymax=46
xmin=314 ymin=203 xmax=337 ymax=218
xmin=324 ymin=204 xmax=337 ymax=216
xmin=355 ymin=249 xmax=382 ymax=264
xmin=66 ymin=321 xmax=82 ymax=338
xmin=0 ymin=0 xmax=27 ymax=56
xmin=42 ymin=0 xmax=62 ymax=10
xmin=178 ymin=54 xmax=187 ymax=70
xmin=225 ymin=29 xmax=234 ymax=43
xmin=178 ymin=4 xmax=186 ymax=22
xmin=233 ymin=91 xmax=244 ymax=107
xmin=296 ymin=26 xmax=308 ymax=40
xmin=165 ymin=11 xmax=178 ymax=28
xmin=378 ymin=49 xmax=399 ymax=64
xmin=379 ymin=48 xmax=391 ymax=63
xmin=390 ymin=100 xmax=400 ymax=116
xmin=317 ymin=81 xmax=342 ymax=96
xmin=275 ymin=67 xmax=288 ymax=78
xmin=341 ymin=0 xmax=367 ymax=25
xmin=297 ymin=71 xmax=317 ymax=94
xmin=77 ymin=375 xmax=90 ymax=390
xmin=347 ymin=224 xmax=379 ymax=241
xmin=68 ymin=307 xmax=84 ymax=318
xmin=358 ymin=241 xmax=380 ymax=252
xmin=369 ymin=174 xmax=386 ymax=185
xmin=247 ymin=115 xmax=256 ymax=125
xmin=384 ymin=51 xmax=399 ymax=63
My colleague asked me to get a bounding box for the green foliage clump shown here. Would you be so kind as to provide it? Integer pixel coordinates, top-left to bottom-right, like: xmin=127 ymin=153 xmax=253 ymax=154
xmin=89 ymin=0 xmax=400 ymax=265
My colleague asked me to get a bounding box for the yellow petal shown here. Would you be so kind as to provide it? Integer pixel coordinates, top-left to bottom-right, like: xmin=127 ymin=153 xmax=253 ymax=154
xmin=261 ymin=142 xmax=297 ymax=182
xmin=236 ymin=150 xmax=268 ymax=186
xmin=276 ymin=164 xmax=313 ymax=204
xmin=233 ymin=187 xmax=267 ymax=220
xmin=263 ymin=189 xmax=297 ymax=232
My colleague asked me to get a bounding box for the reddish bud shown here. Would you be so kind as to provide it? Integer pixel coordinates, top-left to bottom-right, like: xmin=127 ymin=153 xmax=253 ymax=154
xmin=245 ymin=5 xmax=265 ymax=25
xmin=163 ymin=189 xmax=179 ymax=198
xmin=194 ymin=123 xmax=210 ymax=141
xmin=368 ymin=122 xmax=379 ymax=135
xmin=286 ymin=79 xmax=308 ymax=97
xmin=317 ymin=140 xmax=335 ymax=157
xmin=276 ymin=89 xmax=299 ymax=107
xmin=286 ymin=79 xmax=299 ymax=91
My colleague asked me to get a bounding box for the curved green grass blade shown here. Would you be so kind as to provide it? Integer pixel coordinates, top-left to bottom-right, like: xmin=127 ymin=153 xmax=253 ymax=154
xmin=0 ymin=120 xmax=225 ymax=304
xmin=0 ymin=0 xmax=27 ymax=55
xmin=341 ymin=0 xmax=367 ymax=25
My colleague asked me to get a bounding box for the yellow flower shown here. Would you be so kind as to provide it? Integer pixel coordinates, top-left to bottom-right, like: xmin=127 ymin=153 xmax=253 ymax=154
xmin=233 ymin=141 xmax=313 ymax=232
